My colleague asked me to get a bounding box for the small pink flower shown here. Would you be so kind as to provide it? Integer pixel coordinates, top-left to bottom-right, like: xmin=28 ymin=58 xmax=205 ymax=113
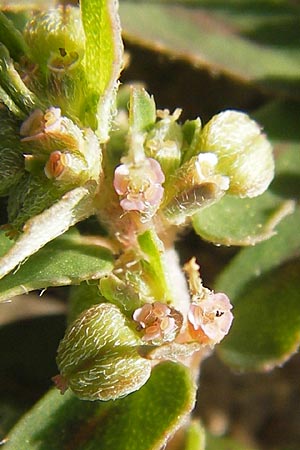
xmin=20 ymin=107 xmax=62 ymax=141
xmin=44 ymin=150 xmax=69 ymax=179
xmin=43 ymin=107 xmax=62 ymax=133
xmin=113 ymin=158 xmax=165 ymax=216
xmin=133 ymin=302 xmax=183 ymax=344
xmin=187 ymin=292 xmax=233 ymax=345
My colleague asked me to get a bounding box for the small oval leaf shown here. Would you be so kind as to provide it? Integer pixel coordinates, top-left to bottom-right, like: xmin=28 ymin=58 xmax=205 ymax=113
xmin=218 ymin=259 xmax=300 ymax=371
xmin=192 ymin=193 xmax=294 ymax=246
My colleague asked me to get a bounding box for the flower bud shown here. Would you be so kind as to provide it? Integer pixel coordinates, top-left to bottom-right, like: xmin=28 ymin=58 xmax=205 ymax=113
xmin=56 ymin=303 xmax=151 ymax=401
xmin=198 ymin=110 xmax=274 ymax=198
xmin=144 ymin=109 xmax=182 ymax=176
xmin=162 ymin=153 xmax=229 ymax=225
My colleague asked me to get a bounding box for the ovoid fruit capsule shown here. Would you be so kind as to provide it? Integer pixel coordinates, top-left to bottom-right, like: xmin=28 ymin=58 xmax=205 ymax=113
xmin=56 ymin=303 xmax=151 ymax=401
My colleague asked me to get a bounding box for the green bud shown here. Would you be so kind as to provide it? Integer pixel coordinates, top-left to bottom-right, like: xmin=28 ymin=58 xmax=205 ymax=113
xmin=162 ymin=153 xmax=229 ymax=225
xmin=163 ymin=183 xmax=224 ymax=225
xmin=144 ymin=109 xmax=182 ymax=176
xmin=100 ymin=273 xmax=142 ymax=314
xmin=198 ymin=110 xmax=275 ymax=198
xmin=56 ymin=303 xmax=152 ymax=401
xmin=24 ymin=6 xmax=85 ymax=73
xmin=129 ymin=87 xmax=156 ymax=134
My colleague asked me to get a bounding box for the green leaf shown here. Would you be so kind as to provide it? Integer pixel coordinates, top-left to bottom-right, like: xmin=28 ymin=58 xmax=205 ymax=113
xmin=138 ymin=229 xmax=173 ymax=302
xmin=129 ymin=86 xmax=156 ymax=133
xmin=0 ymin=185 xmax=98 ymax=281
xmin=5 ymin=362 xmax=196 ymax=450
xmin=254 ymin=99 xmax=300 ymax=199
xmin=215 ymin=207 xmax=300 ymax=300
xmin=254 ymin=99 xmax=300 ymax=143
xmin=0 ymin=110 xmax=25 ymax=196
xmin=213 ymin=100 xmax=300 ymax=369
xmin=218 ymin=258 xmax=300 ymax=371
xmin=120 ymin=1 xmax=300 ymax=97
xmin=192 ymin=193 xmax=294 ymax=246
xmin=81 ymin=0 xmax=123 ymax=140
xmin=0 ymin=230 xmax=113 ymax=302
xmin=215 ymin=207 xmax=300 ymax=370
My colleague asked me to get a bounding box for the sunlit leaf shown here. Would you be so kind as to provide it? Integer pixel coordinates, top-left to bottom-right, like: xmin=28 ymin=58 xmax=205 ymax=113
xmin=0 ymin=185 xmax=96 ymax=281
xmin=0 ymin=230 xmax=113 ymax=302
xmin=129 ymin=86 xmax=156 ymax=133
xmin=5 ymin=362 xmax=196 ymax=450
xmin=81 ymin=0 xmax=123 ymax=140
xmin=138 ymin=229 xmax=173 ymax=301
xmin=192 ymin=193 xmax=294 ymax=246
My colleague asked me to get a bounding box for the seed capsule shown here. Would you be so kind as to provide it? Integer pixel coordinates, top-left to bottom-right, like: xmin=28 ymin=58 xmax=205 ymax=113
xmin=56 ymin=303 xmax=151 ymax=401
xmin=198 ymin=110 xmax=274 ymax=198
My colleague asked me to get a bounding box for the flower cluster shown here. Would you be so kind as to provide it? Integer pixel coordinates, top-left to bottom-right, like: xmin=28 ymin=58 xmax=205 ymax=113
xmin=20 ymin=107 xmax=62 ymax=141
xmin=133 ymin=301 xmax=183 ymax=344
xmin=187 ymin=292 xmax=233 ymax=345
xmin=184 ymin=257 xmax=233 ymax=346
xmin=113 ymin=157 xmax=165 ymax=219
xmin=19 ymin=107 xmax=101 ymax=185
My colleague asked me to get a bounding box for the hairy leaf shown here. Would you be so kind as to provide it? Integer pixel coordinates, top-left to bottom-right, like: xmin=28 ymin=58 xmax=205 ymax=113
xmin=81 ymin=0 xmax=123 ymax=140
xmin=4 ymin=362 xmax=196 ymax=450
xmin=192 ymin=193 xmax=294 ymax=246
xmin=0 ymin=185 xmax=96 ymax=280
xmin=0 ymin=230 xmax=113 ymax=302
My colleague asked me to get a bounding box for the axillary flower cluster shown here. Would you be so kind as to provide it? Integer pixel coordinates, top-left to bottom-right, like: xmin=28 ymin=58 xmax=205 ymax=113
xmin=113 ymin=157 xmax=165 ymax=216
xmin=132 ymin=258 xmax=233 ymax=348
xmin=54 ymin=93 xmax=274 ymax=401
